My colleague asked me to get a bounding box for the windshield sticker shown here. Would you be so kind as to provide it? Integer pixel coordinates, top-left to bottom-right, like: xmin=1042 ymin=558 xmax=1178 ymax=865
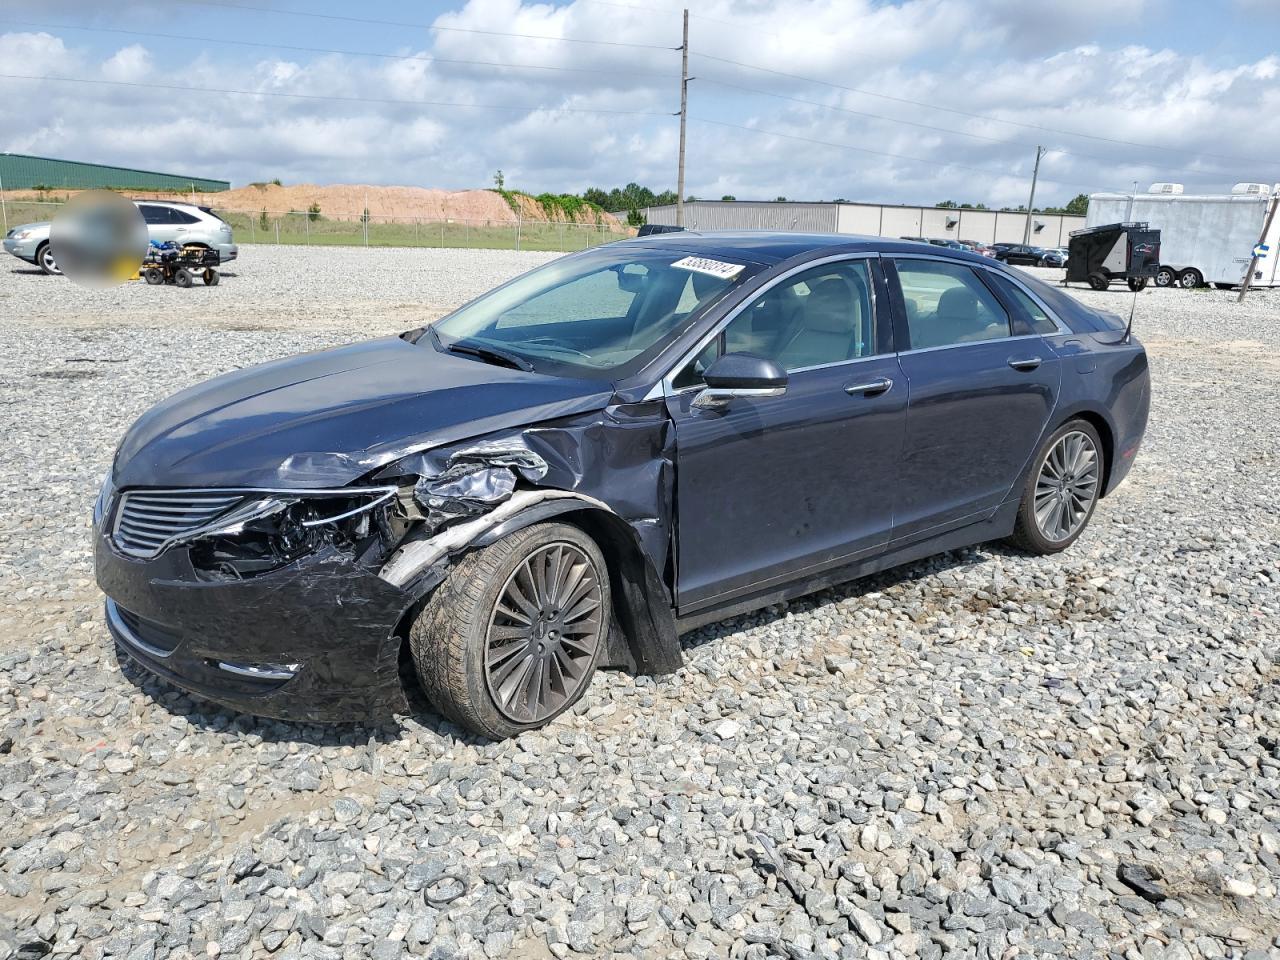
xmin=671 ymin=256 xmax=745 ymax=280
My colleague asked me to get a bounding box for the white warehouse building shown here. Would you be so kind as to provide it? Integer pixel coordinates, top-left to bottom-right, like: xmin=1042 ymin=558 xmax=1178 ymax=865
xmin=639 ymin=199 xmax=1085 ymax=246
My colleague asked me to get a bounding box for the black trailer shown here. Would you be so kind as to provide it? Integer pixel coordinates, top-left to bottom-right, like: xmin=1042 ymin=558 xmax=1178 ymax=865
xmin=1065 ymin=222 xmax=1161 ymax=291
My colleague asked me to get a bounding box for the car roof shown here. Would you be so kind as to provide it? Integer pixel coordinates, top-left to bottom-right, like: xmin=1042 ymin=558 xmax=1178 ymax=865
xmin=616 ymin=230 xmax=993 ymax=265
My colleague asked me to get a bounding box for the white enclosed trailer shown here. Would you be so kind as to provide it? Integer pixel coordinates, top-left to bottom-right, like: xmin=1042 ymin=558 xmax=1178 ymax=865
xmin=1087 ymin=183 xmax=1280 ymax=289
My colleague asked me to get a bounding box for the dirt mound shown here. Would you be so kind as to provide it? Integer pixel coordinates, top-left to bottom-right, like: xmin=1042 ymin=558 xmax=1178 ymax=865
xmin=4 ymin=183 xmax=620 ymax=228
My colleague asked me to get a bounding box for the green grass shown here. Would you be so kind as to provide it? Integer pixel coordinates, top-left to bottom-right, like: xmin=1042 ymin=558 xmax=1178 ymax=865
xmin=224 ymin=212 xmax=620 ymax=252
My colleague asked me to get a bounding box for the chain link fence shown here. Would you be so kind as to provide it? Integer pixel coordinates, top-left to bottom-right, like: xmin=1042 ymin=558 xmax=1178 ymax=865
xmin=1 ymin=198 xmax=626 ymax=253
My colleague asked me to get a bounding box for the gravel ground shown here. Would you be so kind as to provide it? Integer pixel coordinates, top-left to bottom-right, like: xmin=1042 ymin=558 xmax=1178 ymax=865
xmin=1 ymin=246 xmax=1278 ymax=960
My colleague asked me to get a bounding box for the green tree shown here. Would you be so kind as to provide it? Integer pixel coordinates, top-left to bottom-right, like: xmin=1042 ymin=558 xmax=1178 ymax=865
xmin=936 ymin=200 xmax=958 ymax=208
xmin=1065 ymin=193 xmax=1088 ymax=215
xmin=493 ymin=169 xmax=505 ymax=190
xmin=258 ymin=208 xmax=269 ymax=231
xmin=626 ymin=206 xmax=645 ymax=227
xmin=721 ymin=195 xmax=736 ymax=201
xmin=775 ymin=196 xmax=787 ymax=202
xmin=307 ymin=201 xmax=322 ymax=222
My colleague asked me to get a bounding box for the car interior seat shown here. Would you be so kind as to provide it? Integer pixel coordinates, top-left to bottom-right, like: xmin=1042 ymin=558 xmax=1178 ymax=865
xmin=775 ymin=277 xmax=860 ymax=370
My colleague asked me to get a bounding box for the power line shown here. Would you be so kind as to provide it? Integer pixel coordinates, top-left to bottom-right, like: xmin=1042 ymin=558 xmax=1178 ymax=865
xmin=691 ymin=51 xmax=1278 ymax=169
xmin=691 ymin=117 xmax=1129 ymax=194
xmin=0 ymin=73 xmax=672 ymax=118
xmin=4 ymin=20 xmax=674 ymax=82
xmin=159 ymin=0 xmax=677 ymax=50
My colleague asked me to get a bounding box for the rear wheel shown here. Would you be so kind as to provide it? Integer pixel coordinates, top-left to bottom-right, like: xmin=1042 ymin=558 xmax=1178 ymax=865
xmin=409 ymin=522 xmax=610 ymax=739
xmin=1087 ymin=272 xmax=1110 ymax=291
xmin=143 ymin=267 xmax=164 ymax=285
xmin=203 ymin=268 xmax=219 ymax=286
xmin=1177 ymin=268 xmax=1203 ymax=289
xmin=1007 ymin=420 xmax=1104 ymax=554
xmin=1154 ymin=266 xmax=1176 ymax=287
xmin=37 ymin=242 xmax=61 ymax=276
xmin=175 ymin=268 xmax=193 ymax=288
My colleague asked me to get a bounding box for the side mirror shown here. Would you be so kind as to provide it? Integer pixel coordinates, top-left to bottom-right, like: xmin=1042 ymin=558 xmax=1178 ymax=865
xmin=693 ymin=353 xmax=788 ymax=409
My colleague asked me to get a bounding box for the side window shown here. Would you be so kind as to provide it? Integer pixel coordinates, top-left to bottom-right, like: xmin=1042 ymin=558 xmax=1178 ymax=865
xmin=985 ymin=272 xmax=1060 ymax=335
xmin=169 ymin=208 xmax=200 ymax=224
xmin=138 ymin=205 xmax=170 ymax=225
xmin=894 ymin=260 xmax=1011 ymax=349
xmin=672 ymin=260 xmax=878 ymax=386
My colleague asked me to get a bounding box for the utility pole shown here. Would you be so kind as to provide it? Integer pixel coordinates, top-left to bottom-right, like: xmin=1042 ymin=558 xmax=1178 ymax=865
xmin=1022 ymin=145 xmax=1046 ymax=245
xmin=676 ymin=9 xmax=690 ymax=227
xmin=1237 ymin=193 xmax=1278 ymax=303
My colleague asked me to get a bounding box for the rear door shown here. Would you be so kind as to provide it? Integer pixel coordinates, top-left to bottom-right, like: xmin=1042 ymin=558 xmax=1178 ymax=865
xmin=139 ymin=204 xmax=178 ymax=244
xmin=665 ymin=255 xmax=906 ymax=611
xmin=886 ymin=256 xmax=1061 ymax=543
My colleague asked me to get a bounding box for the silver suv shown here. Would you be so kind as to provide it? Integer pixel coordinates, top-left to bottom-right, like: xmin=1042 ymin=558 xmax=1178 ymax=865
xmin=3 ymin=200 xmax=238 ymax=275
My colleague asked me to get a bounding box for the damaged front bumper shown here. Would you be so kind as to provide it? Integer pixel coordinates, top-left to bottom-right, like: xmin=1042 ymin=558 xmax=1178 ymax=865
xmin=95 ymin=530 xmax=414 ymax=723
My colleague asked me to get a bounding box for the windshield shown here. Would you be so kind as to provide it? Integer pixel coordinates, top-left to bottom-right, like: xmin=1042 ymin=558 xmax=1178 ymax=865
xmin=421 ymin=245 xmax=758 ymax=378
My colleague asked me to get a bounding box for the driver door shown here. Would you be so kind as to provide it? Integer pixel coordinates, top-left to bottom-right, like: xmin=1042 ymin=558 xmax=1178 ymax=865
xmin=664 ymin=256 xmax=906 ymax=613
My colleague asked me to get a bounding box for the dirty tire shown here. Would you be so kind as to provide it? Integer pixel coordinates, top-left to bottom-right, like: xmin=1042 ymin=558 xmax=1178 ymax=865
xmin=203 ymin=268 xmax=220 ymax=286
xmin=143 ymin=267 xmax=164 ymax=285
xmin=1087 ymin=272 xmax=1109 ymax=291
xmin=37 ymin=242 xmax=61 ymax=276
xmin=1006 ymin=418 xmax=1105 ymax=555
xmin=175 ymin=268 xmax=193 ymax=288
xmin=409 ymin=522 xmax=609 ymax=740
xmin=1127 ymin=276 xmax=1148 ymax=292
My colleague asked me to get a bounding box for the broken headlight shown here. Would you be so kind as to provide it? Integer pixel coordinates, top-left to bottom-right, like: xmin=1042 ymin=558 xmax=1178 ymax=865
xmin=188 ymin=487 xmax=399 ymax=580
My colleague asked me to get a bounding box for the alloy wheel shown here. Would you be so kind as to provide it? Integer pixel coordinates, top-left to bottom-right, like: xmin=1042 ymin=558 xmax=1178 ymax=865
xmin=1033 ymin=431 xmax=1100 ymax=543
xmin=484 ymin=541 xmax=604 ymax=724
xmin=40 ymin=246 xmax=60 ymax=274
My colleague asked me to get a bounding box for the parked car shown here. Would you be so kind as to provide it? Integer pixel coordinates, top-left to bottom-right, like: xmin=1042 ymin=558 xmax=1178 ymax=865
xmin=95 ymin=232 xmax=1150 ymax=738
xmin=926 ymin=238 xmax=967 ymax=251
xmin=3 ymin=200 xmax=237 ymax=275
xmin=994 ymin=243 xmax=1047 ymax=266
xmin=1039 ymin=247 xmax=1068 ymax=267
xmin=957 ymin=240 xmax=995 ymax=257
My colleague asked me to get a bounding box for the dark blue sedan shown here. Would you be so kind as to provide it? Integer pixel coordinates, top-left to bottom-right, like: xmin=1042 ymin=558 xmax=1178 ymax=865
xmin=95 ymin=233 xmax=1149 ymax=738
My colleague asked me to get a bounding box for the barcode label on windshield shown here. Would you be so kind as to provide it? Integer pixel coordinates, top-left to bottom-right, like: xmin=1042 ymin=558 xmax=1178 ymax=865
xmin=672 ymin=256 xmax=745 ymax=279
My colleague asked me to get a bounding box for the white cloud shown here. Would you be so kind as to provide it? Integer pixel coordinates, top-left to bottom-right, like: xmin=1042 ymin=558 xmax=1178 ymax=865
xmin=101 ymin=44 xmax=152 ymax=82
xmin=1 ymin=1 xmax=1277 ymax=208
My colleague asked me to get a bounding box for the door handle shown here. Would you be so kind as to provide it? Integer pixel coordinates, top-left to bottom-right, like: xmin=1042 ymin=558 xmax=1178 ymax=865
xmin=1008 ymin=357 xmax=1042 ymax=371
xmin=845 ymin=377 xmax=893 ymax=396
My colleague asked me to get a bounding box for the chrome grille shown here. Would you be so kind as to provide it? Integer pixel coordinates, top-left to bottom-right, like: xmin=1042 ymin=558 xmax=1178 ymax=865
xmin=113 ymin=490 xmax=246 ymax=558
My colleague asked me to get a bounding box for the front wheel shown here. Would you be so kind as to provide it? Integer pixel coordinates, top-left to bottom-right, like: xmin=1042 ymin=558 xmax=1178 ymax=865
xmin=410 ymin=522 xmax=610 ymax=739
xmin=1007 ymin=420 xmax=1104 ymax=554
xmin=37 ymin=243 xmax=61 ymax=276
xmin=175 ymin=268 xmax=193 ymax=288
xmin=1154 ymin=266 xmax=1176 ymax=287
xmin=1087 ymin=272 xmax=1110 ymax=291
xmin=1127 ymin=277 xmax=1148 ymax=292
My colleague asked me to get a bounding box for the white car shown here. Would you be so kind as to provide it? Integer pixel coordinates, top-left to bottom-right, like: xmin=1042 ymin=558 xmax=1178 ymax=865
xmin=3 ymin=200 xmax=238 ymax=275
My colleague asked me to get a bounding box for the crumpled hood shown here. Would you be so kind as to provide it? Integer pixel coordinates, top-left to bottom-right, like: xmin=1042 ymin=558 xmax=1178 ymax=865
xmin=113 ymin=336 xmax=614 ymax=489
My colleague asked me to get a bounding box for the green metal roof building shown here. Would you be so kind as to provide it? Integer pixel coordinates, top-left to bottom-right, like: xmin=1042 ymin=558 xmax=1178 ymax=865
xmin=0 ymin=153 xmax=229 ymax=192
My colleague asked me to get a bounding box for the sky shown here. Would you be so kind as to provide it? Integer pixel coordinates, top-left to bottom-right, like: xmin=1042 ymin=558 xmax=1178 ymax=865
xmin=1 ymin=0 xmax=1278 ymax=210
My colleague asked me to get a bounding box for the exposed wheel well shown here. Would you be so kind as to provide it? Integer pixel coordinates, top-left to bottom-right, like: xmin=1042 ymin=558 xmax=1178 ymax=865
xmin=391 ymin=504 xmax=682 ymax=685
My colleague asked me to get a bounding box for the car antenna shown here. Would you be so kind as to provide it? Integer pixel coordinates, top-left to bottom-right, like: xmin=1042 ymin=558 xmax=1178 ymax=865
xmin=1124 ymin=286 xmax=1138 ymax=343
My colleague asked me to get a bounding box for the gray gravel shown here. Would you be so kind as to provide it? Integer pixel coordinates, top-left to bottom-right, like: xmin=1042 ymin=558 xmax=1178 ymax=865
xmin=1 ymin=247 xmax=1278 ymax=959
